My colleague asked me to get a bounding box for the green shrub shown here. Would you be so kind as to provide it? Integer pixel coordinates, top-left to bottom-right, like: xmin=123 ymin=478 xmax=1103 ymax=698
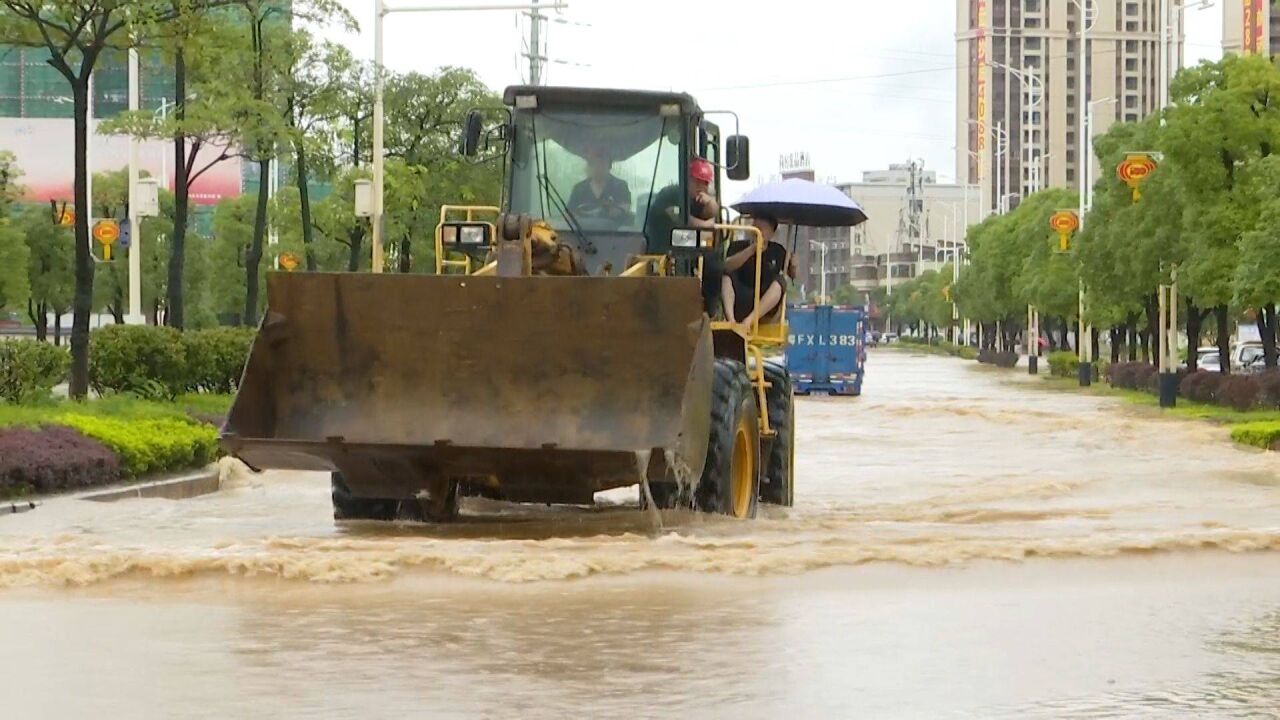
xmin=89 ymin=325 xmax=187 ymax=399
xmin=957 ymin=346 xmax=978 ymax=360
xmin=1219 ymin=375 xmax=1261 ymax=412
xmin=0 ymin=339 xmax=69 ymax=403
xmin=182 ymin=327 xmax=255 ymax=394
xmin=56 ymin=414 xmax=218 ymax=477
xmin=1047 ymin=351 xmax=1078 ymax=378
xmin=1230 ymin=421 xmax=1280 ymax=450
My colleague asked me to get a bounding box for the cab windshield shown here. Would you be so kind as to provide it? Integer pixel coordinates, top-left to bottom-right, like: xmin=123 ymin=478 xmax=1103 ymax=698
xmin=509 ymin=107 xmax=682 ymax=236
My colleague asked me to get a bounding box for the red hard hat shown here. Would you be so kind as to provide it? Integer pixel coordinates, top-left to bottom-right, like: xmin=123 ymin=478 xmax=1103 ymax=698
xmin=690 ymin=158 xmax=714 ymax=184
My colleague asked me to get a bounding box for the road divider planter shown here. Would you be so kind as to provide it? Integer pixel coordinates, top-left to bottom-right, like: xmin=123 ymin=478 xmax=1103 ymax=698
xmin=0 ymin=324 xmax=252 ymax=500
xmin=1230 ymin=421 xmax=1280 ymax=450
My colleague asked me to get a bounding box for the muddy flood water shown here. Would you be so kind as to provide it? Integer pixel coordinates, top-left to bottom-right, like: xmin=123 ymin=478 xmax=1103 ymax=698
xmin=3 ymin=350 xmax=1280 ymax=718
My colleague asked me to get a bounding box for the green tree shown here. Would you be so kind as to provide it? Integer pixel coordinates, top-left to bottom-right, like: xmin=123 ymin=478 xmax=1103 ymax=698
xmin=21 ymin=205 xmax=74 ymax=342
xmin=104 ymin=4 xmax=243 ymax=329
xmin=283 ymin=36 xmax=358 ymax=271
xmin=0 ymin=0 xmax=236 ymax=398
xmin=1161 ymin=55 xmax=1280 ymax=369
xmin=0 ymin=214 xmax=30 ymax=313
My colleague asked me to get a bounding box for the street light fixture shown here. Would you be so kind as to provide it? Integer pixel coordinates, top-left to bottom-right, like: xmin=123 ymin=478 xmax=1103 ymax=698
xmin=371 ymin=1 xmax=568 ymax=273
xmin=966 ymin=119 xmax=1008 ymax=215
xmin=1161 ymin=0 xmax=1214 ymax=110
xmin=990 ymin=60 xmax=1045 ymax=201
xmin=808 ymin=239 xmax=829 ymax=304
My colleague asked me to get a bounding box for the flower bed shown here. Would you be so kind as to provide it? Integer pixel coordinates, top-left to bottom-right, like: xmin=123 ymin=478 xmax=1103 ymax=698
xmin=0 ymin=426 xmax=122 ymax=498
xmin=0 ymin=395 xmax=231 ymax=498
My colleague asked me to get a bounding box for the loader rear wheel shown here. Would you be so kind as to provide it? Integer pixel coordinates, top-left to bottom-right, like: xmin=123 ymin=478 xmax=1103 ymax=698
xmin=696 ymin=359 xmax=760 ymax=519
xmin=331 ymin=473 xmax=459 ymax=523
xmin=760 ymin=361 xmax=795 ymax=507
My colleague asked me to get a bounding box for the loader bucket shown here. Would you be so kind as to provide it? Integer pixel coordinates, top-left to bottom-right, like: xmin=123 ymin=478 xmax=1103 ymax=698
xmin=222 ymin=272 xmax=714 ymax=504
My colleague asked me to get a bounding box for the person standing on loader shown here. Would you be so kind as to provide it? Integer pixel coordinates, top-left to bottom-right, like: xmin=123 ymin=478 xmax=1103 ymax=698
xmin=645 ymin=158 xmax=723 ymax=313
xmin=644 ymin=158 xmax=720 ymax=252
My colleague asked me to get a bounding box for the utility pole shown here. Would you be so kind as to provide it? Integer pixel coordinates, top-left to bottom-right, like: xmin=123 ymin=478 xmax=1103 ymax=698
xmin=1072 ymin=0 xmax=1096 ymax=387
xmin=528 ymin=0 xmax=543 ymax=85
xmin=126 ymin=48 xmax=143 ymax=325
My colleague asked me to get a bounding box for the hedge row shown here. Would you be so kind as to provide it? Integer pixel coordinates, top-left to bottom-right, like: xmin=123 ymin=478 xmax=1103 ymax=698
xmin=0 ymin=339 xmax=69 ymax=403
xmin=1180 ymin=370 xmax=1280 ymax=411
xmin=0 ymin=396 xmax=226 ymax=498
xmin=977 ymin=348 xmax=1019 ymax=368
xmin=0 ymin=326 xmax=255 ymax=406
xmin=55 ymin=415 xmax=219 ymax=477
xmin=897 ymin=337 xmax=979 ymax=360
xmin=1107 ymin=362 xmax=1280 ymax=412
xmin=89 ymin=325 xmax=255 ymax=400
xmin=1230 ymin=421 xmax=1280 ymax=450
xmin=1047 ymin=351 xmax=1078 ymax=378
xmin=1107 ymin=362 xmax=1162 ymax=391
xmin=0 ymin=425 xmax=122 ymax=498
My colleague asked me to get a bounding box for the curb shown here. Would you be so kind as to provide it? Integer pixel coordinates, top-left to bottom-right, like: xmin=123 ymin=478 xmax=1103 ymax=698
xmin=81 ymin=467 xmax=222 ymax=503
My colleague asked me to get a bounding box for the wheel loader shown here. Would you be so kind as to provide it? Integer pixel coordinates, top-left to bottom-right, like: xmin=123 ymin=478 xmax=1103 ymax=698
xmin=220 ymin=86 xmax=795 ymax=521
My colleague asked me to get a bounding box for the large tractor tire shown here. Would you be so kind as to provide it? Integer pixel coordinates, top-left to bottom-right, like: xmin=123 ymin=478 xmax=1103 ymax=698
xmin=695 ymin=359 xmax=760 ymax=518
xmin=760 ymin=361 xmax=795 ymax=507
xmin=331 ymin=472 xmax=459 ymax=523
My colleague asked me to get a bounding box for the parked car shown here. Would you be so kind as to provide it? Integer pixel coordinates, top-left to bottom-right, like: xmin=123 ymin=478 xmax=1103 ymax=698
xmin=1180 ymin=343 xmax=1266 ymax=373
xmin=1237 ymin=343 xmax=1266 ymax=373
xmin=1179 ymin=347 xmax=1223 ymax=373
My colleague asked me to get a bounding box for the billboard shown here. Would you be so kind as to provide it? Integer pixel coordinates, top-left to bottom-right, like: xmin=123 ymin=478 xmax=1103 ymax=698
xmin=974 ymin=0 xmax=988 ymax=178
xmin=1243 ymin=0 xmax=1267 ymax=55
xmin=0 ymin=118 xmax=242 ymax=206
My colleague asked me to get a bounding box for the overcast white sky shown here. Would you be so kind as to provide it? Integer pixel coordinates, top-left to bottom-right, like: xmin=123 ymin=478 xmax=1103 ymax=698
xmin=332 ymin=0 xmax=1223 ymax=194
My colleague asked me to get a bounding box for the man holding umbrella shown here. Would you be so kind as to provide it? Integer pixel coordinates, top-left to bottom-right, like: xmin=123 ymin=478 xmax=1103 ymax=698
xmin=729 ymin=178 xmax=869 ymax=324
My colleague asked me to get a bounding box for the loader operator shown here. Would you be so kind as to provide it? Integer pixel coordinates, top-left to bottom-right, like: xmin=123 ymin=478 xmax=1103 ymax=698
xmin=721 ymin=214 xmax=793 ymax=327
xmin=644 ymin=158 xmax=723 ymax=314
xmin=569 ymin=146 xmax=632 ymax=228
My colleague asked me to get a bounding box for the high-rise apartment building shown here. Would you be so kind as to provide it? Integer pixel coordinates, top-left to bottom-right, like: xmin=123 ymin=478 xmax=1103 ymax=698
xmin=1224 ymin=1 xmax=1280 ymax=56
xmin=956 ymin=1 xmax=1182 ymax=214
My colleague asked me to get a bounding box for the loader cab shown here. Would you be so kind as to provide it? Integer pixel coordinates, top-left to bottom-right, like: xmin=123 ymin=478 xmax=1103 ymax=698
xmin=495 ymin=85 xmax=745 ymax=275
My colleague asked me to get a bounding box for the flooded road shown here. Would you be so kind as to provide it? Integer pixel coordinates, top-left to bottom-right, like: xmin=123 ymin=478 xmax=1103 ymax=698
xmin=3 ymin=350 xmax=1280 ymax=718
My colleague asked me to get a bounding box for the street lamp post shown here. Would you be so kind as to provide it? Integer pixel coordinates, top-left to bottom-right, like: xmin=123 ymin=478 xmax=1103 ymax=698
xmin=126 ymin=48 xmax=143 ymax=325
xmin=990 ymin=60 xmax=1044 ymax=204
xmin=1072 ymin=0 xmax=1102 ymax=385
xmin=967 ymin=120 xmax=1008 ymax=216
xmin=809 ymin=239 xmax=828 ymax=303
xmin=1160 ymin=0 xmax=1213 ymax=110
xmin=371 ymin=1 xmax=568 ymax=273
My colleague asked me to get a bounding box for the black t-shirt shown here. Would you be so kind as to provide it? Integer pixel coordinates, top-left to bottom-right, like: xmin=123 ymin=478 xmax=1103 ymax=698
xmin=727 ymin=239 xmax=788 ymax=292
xmin=568 ymin=175 xmax=631 ymax=220
xmin=643 ymin=185 xmax=714 ymax=254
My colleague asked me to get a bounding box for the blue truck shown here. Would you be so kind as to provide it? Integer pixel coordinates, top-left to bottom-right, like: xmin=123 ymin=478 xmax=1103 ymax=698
xmin=785 ymin=305 xmax=867 ymax=396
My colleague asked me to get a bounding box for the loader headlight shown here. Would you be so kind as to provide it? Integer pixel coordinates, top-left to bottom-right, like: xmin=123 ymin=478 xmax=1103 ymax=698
xmin=671 ymin=228 xmax=710 ymax=249
xmin=444 ymin=222 xmax=493 ymax=247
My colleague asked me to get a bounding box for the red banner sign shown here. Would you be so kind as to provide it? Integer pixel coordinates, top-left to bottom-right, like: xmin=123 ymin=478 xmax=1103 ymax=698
xmin=1243 ymin=0 xmax=1265 ymax=54
xmin=975 ymin=0 xmax=988 ymax=160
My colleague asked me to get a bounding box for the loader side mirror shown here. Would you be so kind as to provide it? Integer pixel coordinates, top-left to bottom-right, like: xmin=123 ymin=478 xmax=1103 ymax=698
xmin=726 ymin=135 xmax=750 ymax=181
xmin=460 ymin=111 xmax=484 ymax=157
xmin=444 ymin=222 xmax=492 ymax=247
